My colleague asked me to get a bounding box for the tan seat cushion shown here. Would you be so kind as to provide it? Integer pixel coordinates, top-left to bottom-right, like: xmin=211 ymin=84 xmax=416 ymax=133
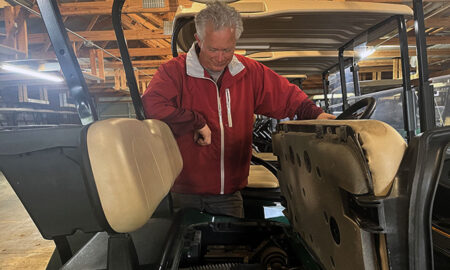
xmin=247 ymin=165 xmax=279 ymax=188
xmin=86 ymin=118 xmax=182 ymax=233
xmin=253 ymin=152 xmax=278 ymax=162
xmin=274 ymin=120 xmax=407 ymax=196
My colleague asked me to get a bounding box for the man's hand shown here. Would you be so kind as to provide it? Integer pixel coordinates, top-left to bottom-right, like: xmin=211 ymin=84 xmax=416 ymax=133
xmin=316 ymin=112 xmax=337 ymax=120
xmin=194 ymin=124 xmax=211 ymax=146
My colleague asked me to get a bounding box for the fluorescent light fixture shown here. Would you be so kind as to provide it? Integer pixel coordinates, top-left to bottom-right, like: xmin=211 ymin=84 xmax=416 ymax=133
xmin=1 ymin=63 xmax=64 ymax=82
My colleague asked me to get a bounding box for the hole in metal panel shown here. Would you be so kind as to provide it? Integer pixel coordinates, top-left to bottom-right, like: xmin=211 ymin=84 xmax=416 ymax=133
xmin=289 ymin=146 xmax=295 ymax=165
xmin=304 ymin=151 xmax=311 ymax=173
xmin=330 ymin=216 xmax=340 ymax=245
xmin=324 ymin=211 xmax=328 ymax=223
xmin=330 ymin=256 xmax=336 ymax=268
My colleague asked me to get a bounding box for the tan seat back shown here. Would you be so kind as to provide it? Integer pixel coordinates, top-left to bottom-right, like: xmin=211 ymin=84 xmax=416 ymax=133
xmin=273 ymin=119 xmax=406 ymax=270
xmin=247 ymin=165 xmax=279 ymax=188
xmin=85 ymin=118 xmax=182 ymax=233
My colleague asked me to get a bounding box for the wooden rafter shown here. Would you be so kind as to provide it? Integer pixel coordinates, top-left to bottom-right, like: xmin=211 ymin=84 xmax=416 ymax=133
xmin=75 ymin=15 xmax=100 ymax=52
xmin=121 ymin=14 xmax=157 ymax=48
xmin=29 ymin=29 xmax=170 ymax=44
xmin=29 ymin=1 xmax=177 ymax=17
xmin=128 ymin=14 xmax=159 ymax=30
xmin=140 ymin=13 xmax=164 ymax=28
xmin=122 ymin=14 xmax=171 ymax=50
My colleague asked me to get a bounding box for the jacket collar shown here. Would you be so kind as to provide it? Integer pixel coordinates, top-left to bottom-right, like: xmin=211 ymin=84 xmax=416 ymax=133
xmin=186 ymin=42 xmax=245 ymax=79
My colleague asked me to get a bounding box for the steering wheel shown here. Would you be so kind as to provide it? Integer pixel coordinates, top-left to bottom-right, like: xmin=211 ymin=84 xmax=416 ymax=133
xmin=336 ymin=97 xmax=376 ymax=120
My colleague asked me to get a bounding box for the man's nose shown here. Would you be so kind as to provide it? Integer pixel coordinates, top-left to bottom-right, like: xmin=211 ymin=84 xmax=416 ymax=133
xmin=217 ymin=51 xmax=224 ymax=62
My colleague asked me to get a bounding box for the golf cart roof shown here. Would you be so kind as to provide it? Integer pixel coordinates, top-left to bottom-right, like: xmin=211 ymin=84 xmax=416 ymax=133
xmin=246 ymin=51 xmax=353 ymax=76
xmin=173 ymin=0 xmax=413 ymax=53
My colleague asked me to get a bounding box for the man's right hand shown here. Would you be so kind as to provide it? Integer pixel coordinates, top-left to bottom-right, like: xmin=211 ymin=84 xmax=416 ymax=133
xmin=194 ymin=124 xmax=211 ymax=146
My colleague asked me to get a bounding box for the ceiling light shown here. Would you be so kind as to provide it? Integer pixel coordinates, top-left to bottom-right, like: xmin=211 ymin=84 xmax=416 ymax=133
xmin=358 ymin=48 xmax=376 ymax=60
xmin=1 ymin=63 xmax=64 ymax=82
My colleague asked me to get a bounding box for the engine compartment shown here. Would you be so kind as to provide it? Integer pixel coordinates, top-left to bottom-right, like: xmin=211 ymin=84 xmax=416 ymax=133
xmin=177 ymin=221 xmax=308 ymax=270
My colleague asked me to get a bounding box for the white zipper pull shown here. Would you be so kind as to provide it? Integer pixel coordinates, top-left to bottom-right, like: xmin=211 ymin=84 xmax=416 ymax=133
xmin=225 ymin=88 xmax=232 ymax=127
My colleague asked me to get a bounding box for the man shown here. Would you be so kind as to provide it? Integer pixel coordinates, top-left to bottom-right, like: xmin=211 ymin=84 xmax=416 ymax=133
xmin=142 ymin=1 xmax=335 ymax=218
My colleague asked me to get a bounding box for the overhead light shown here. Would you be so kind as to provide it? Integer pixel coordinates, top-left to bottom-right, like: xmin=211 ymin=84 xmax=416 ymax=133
xmin=358 ymin=48 xmax=376 ymax=60
xmin=1 ymin=63 xmax=64 ymax=82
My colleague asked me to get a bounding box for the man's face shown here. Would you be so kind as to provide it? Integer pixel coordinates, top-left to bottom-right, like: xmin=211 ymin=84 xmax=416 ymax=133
xmin=196 ymin=25 xmax=236 ymax=72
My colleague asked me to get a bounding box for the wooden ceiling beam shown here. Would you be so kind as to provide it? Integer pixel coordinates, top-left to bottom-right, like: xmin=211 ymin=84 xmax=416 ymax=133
xmin=425 ymin=16 xmax=450 ymax=28
xmin=373 ymin=35 xmax=450 ymax=46
xmin=358 ymin=59 xmax=396 ymax=67
xmin=367 ymin=49 xmax=450 ymax=59
xmin=140 ymin=13 xmax=164 ymax=28
xmin=30 ymin=47 xmax=172 ymax=59
xmin=15 ymin=6 xmax=28 ymax=58
xmin=105 ymin=59 xmax=168 ymax=68
xmin=82 ymin=47 xmax=172 ymax=58
xmin=430 ymin=68 xmax=450 ymax=78
xmin=128 ymin=14 xmax=159 ymax=30
xmin=122 ymin=14 xmax=162 ymax=49
xmin=3 ymin=6 xmax=15 ymax=48
xmin=29 ymin=29 xmax=170 ymax=44
xmin=75 ymin=15 xmax=100 ymax=51
xmin=359 ymin=66 xmax=393 ymax=73
xmin=29 ymin=1 xmax=177 ymax=17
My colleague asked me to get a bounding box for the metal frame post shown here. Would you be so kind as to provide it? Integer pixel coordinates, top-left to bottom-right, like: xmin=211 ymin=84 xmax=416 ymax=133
xmin=36 ymin=0 xmax=98 ymax=125
xmin=338 ymin=49 xmax=348 ymax=111
xmin=322 ymin=72 xmax=329 ymax=112
xmin=112 ymin=0 xmax=146 ymax=120
xmin=352 ymin=63 xmax=361 ymax=96
xmin=413 ymin=0 xmax=435 ymax=132
xmin=297 ymin=78 xmax=303 ymax=89
xmin=397 ymin=15 xmax=416 ymax=141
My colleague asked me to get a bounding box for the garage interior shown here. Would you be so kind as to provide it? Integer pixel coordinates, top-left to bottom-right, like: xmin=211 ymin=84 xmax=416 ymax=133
xmin=0 ymin=0 xmax=449 ymax=269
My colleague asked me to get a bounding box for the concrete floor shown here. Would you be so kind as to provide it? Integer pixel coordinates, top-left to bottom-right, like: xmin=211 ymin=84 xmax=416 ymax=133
xmin=0 ymin=172 xmax=55 ymax=270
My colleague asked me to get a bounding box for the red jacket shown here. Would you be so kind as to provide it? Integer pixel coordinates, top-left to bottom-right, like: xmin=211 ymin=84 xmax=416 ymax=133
xmin=142 ymin=44 xmax=323 ymax=195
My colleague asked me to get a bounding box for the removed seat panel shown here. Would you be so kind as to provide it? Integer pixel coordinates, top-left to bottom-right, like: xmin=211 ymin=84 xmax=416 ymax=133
xmin=273 ymin=120 xmax=406 ymax=270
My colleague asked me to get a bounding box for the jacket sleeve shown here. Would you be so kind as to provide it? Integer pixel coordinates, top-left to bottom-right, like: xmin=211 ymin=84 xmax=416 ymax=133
xmin=253 ymin=61 xmax=323 ymax=120
xmin=142 ymin=62 xmax=206 ymax=137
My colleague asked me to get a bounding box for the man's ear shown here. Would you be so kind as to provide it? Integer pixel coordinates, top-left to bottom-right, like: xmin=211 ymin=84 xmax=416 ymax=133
xmin=194 ymin=33 xmax=201 ymax=46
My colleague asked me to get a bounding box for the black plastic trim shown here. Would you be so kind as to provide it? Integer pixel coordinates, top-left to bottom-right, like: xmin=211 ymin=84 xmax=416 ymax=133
xmin=407 ymin=127 xmax=450 ymax=270
xmin=171 ymin=17 xmax=194 ymax=57
xmin=79 ymin=125 xmax=115 ymax=234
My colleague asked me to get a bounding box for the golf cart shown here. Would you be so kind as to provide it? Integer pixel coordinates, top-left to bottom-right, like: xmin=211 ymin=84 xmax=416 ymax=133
xmin=0 ymin=0 xmax=448 ymax=270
